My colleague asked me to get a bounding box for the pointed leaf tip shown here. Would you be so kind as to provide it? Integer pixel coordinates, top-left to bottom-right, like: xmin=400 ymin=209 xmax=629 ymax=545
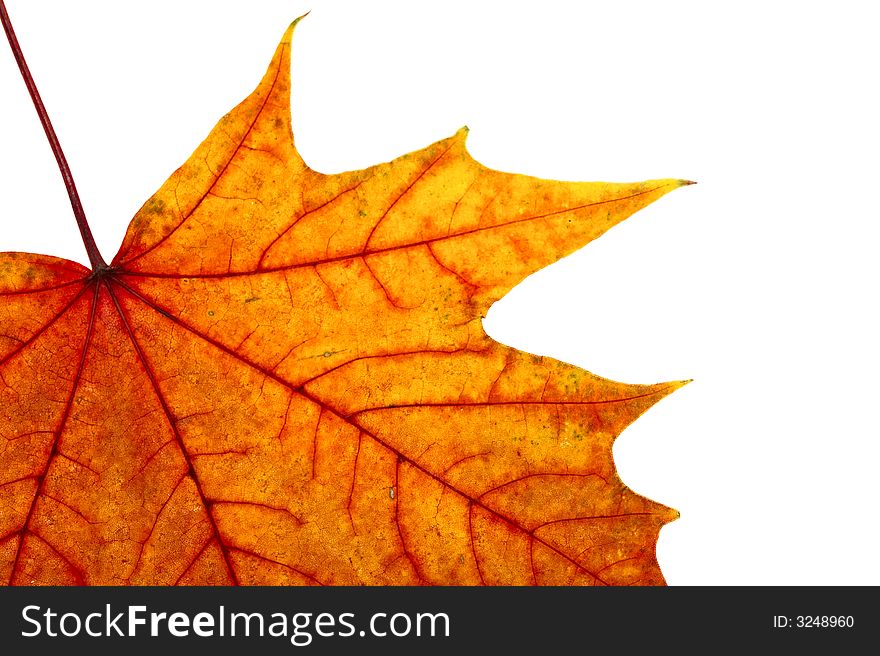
xmin=282 ymin=12 xmax=309 ymax=43
xmin=292 ymin=11 xmax=311 ymax=28
xmin=649 ymin=379 xmax=692 ymax=402
xmin=667 ymin=379 xmax=693 ymax=392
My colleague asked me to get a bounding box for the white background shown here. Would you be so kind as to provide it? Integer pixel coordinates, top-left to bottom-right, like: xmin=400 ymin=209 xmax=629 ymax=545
xmin=1 ymin=1 xmax=877 ymax=585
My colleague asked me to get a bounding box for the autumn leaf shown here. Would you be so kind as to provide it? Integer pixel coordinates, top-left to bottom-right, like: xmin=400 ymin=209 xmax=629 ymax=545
xmin=0 ymin=14 xmax=691 ymax=586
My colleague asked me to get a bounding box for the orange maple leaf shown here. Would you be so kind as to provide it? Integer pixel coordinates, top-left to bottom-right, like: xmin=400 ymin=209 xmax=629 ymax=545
xmin=0 ymin=16 xmax=690 ymax=585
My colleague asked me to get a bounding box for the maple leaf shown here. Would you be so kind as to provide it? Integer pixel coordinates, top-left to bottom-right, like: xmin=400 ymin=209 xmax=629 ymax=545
xmin=0 ymin=15 xmax=691 ymax=585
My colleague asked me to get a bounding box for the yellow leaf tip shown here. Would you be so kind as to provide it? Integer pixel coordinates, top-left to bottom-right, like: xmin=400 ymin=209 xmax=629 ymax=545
xmin=291 ymin=11 xmax=311 ymax=26
xmin=284 ymin=11 xmax=310 ymax=39
xmin=452 ymin=126 xmax=471 ymax=148
xmin=659 ymin=379 xmax=692 ymax=395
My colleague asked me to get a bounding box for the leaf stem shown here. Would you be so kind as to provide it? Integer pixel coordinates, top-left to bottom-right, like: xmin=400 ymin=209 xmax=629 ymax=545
xmin=0 ymin=0 xmax=106 ymax=270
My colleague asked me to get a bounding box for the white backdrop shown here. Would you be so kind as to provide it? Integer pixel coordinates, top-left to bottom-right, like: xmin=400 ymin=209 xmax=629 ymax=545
xmin=1 ymin=1 xmax=877 ymax=585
